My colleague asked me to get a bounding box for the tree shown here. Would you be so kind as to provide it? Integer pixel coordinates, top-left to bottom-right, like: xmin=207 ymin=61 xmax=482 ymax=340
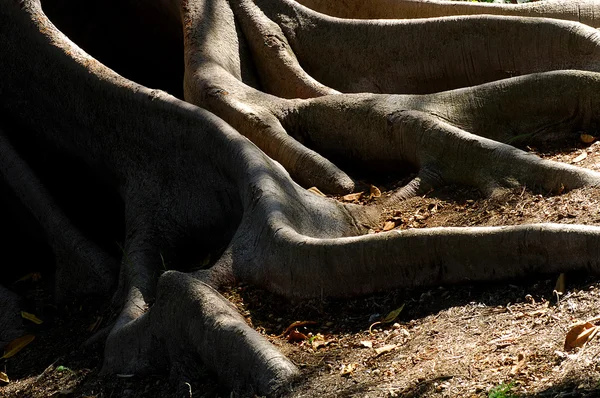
xmin=2 ymin=0 xmax=600 ymax=395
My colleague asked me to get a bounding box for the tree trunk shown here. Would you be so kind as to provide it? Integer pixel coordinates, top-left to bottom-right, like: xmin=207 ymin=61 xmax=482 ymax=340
xmin=3 ymin=0 xmax=600 ymax=395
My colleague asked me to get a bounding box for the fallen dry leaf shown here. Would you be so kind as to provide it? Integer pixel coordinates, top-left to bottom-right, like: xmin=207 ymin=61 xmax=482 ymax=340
xmin=311 ymin=339 xmax=335 ymax=349
xmin=0 ymin=371 xmax=9 ymax=385
xmin=342 ymin=192 xmax=363 ymax=202
xmin=572 ymin=152 xmax=588 ymax=163
xmin=279 ymin=320 xmax=317 ymax=337
xmin=382 ymin=221 xmax=396 ymax=231
xmin=340 ymin=363 xmax=358 ymax=376
xmin=359 ymin=340 xmax=373 ymax=349
xmin=580 ymin=133 xmax=596 ymax=144
xmin=2 ymin=334 xmax=35 ymax=359
xmin=287 ymin=329 xmax=308 ymax=343
xmin=369 ymin=185 xmax=382 ymax=199
xmin=375 ymin=344 xmax=398 ymax=356
xmin=564 ymin=322 xmax=598 ymax=351
xmin=21 ymin=311 xmax=43 ymax=325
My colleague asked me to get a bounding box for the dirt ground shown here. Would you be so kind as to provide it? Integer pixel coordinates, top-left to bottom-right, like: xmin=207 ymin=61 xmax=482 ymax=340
xmin=3 ymin=137 xmax=600 ymax=397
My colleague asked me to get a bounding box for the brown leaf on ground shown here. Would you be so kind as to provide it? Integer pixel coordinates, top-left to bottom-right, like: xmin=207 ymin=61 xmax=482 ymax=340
xmin=369 ymin=185 xmax=382 ymax=199
xmin=342 ymin=192 xmax=363 ymax=202
xmin=279 ymin=320 xmax=317 ymax=337
xmin=382 ymin=220 xmax=396 ymax=231
xmin=2 ymin=334 xmax=35 ymax=359
xmin=580 ymin=133 xmax=596 ymax=144
xmin=564 ymin=322 xmax=598 ymax=351
xmin=0 ymin=371 xmax=9 ymax=385
xmin=287 ymin=329 xmax=308 ymax=343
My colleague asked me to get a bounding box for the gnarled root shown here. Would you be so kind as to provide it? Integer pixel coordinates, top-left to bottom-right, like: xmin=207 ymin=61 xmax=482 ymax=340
xmin=180 ymin=0 xmax=354 ymax=193
xmin=281 ymin=70 xmax=600 ymax=199
xmin=103 ymin=271 xmax=299 ymax=396
xmin=180 ymin=0 xmax=600 ymax=196
xmin=7 ymin=0 xmax=600 ymax=395
xmin=257 ymin=0 xmax=600 ymax=94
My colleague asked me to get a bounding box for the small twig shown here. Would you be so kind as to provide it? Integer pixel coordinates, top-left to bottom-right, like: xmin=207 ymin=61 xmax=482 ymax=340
xmin=35 ymin=358 xmax=59 ymax=382
xmin=278 ymin=321 xmax=317 ymax=337
xmin=369 ymin=321 xmax=382 ymax=335
xmin=586 ymin=315 xmax=600 ymax=324
xmin=553 ymin=289 xmax=562 ymax=305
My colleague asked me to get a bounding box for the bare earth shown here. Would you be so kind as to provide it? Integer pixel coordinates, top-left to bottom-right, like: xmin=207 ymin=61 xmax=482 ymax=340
xmin=3 ymin=137 xmax=600 ymax=397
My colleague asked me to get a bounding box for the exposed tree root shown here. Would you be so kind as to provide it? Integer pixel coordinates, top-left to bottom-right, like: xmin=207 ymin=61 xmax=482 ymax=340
xmin=282 ymin=72 xmax=600 ymax=196
xmin=257 ymin=0 xmax=600 ymax=93
xmin=230 ymin=0 xmax=339 ymax=98
xmin=181 ymin=0 xmax=600 ymax=193
xmin=181 ymin=0 xmax=355 ymax=193
xmin=103 ymin=271 xmax=299 ymax=396
xmin=5 ymin=0 xmax=600 ymax=395
xmin=295 ymin=0 xmax=600 ymax=26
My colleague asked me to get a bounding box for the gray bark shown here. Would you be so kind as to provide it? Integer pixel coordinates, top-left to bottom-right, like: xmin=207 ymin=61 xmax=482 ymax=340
xmin=3 ymin=0 xmax=600 ymax=395
xmin=295 ymin=0 xmax=600 ymax=26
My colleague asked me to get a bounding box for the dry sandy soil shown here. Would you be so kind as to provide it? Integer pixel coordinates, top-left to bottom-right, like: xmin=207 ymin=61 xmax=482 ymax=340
xmin=3 ymin=138 xmax=600 ymax=398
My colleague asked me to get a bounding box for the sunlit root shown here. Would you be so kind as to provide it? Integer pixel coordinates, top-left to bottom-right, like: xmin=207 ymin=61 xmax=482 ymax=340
xmin=295 ymin=0 xmax=600 ymax=27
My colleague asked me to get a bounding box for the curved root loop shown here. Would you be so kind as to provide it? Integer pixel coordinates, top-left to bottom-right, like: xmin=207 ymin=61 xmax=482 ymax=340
xmin=384 ymin=168 xmax=440 ymax=205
